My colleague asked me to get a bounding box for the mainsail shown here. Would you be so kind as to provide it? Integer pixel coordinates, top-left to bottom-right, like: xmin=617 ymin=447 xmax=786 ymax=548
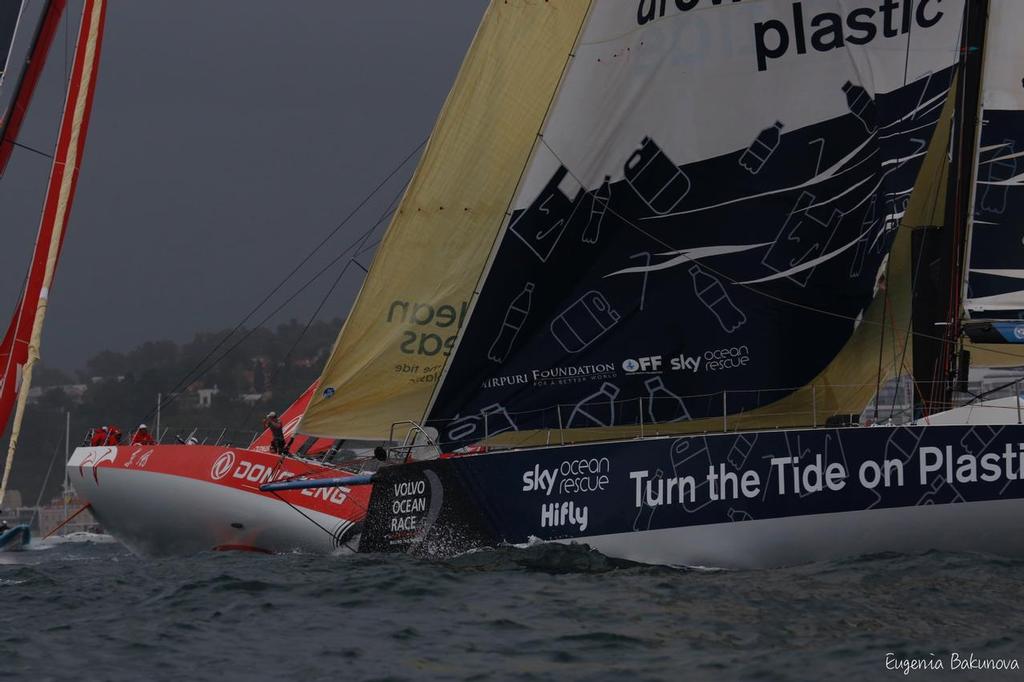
xmin=421 ymin=0 xmax=969 ymax=447
xmin=298 ymin=0 xmax=592 ymax=440
xmin=0 ymin=0 xmax=106 ymax=505
xmin=962 ymin=0 xmax=1024 ymax=339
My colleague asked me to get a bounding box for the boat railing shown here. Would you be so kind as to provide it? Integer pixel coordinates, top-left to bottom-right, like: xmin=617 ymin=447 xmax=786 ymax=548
xmin=385 ymin=420 xmax=443 ymax=462
xmin=150 ymin=426 xmax=262 ymax=448
xmin=411 ymin=379 xmax=1024 ymax=451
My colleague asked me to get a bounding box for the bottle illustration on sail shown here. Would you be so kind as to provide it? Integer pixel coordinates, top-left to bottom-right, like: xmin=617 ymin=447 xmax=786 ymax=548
xmin=566 ymin=382 xmax=619 ymax=428
xmin=979 ymin=139 xmax=1017 ymax=215
xmin=689 ymin=265 xmax=746 ymax=334
xmin=761 ymin=191 xmax=843 ymax=286
xmin=581 ymin=176 xmax=611 ymax=244
xmin=445 ymin=404 xmax=518 ymax=442
xmin=508 ymin=165 xmax=584 ymax=262
xmin=850 ymin=195 xmax=879 ymax=278
xmin=842 ymin=81 xmax=877 ymax=133
xmin=738 ymin=121 xmax=785 ymax=174
xmin=644 ymin=377 xmax=690 ymax=423
xmin=487 ymin=282 xmax=534 ymax=363
xmin=480 ymin=404 xmax=517 ymax=438
xmin=624 ymin=137 xmax=690 ymax=215
xmin=550 ymin=290 xmax=621 ymax=353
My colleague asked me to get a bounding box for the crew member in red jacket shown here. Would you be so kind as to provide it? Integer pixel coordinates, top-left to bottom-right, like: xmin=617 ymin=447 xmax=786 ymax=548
xmin=131 ymin=424 xmax=155 ymax=445
xmin=106 ymin=425 xmax=123 ymax=445
xmin=89 ymin=426 xmax=109 ymax=446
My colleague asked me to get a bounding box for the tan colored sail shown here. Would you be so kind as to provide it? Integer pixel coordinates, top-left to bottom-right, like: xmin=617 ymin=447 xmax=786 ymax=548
xmin=299 ymin=1 xmax=592 ymax=440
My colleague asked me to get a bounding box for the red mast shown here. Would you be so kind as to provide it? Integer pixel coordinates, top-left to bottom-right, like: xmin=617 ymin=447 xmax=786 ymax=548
xmin=0 ymin=0 xmax=107 ymax=502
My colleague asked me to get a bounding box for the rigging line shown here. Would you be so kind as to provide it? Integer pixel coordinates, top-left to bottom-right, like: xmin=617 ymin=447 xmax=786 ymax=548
xmin=145 ymin=189 xmax=403 ymax=421
xmin=144 ymin=138 xmax=425 ymax=418
xmin=236 ymin=227 xmax=379 ymax=431
xmin=268 ymin=489 xmax=358 ymax=553
xmin=2 ymin=138 xmax=53 ymax=159
xmin=535 ymin=137 xmax=1024 ymax=363
xmin=28 ymin=430 xmax=66 ymax=529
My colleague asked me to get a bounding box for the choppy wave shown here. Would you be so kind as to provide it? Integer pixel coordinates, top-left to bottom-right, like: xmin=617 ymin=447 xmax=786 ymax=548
xmin=1 ymin=541 xmax=1022 ymax=680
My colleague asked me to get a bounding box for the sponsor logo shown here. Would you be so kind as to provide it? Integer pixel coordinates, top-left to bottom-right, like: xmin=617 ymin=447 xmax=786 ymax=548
xmin=388 ymin=299 xmax=470 ymax=358
xmin=210 ymin=451 xmax=236 ymax=480
xmin=522 ymin=457 xmax=610 ymax=497
xmin=1014 ymin=326 xmax=1024 ymax=341
xmin=541 ymin=501 xmax=588 ymax=533
xmin=622 ymin=346 xmax=750 ymax=375
xmin=482 ymin=364 xmax=617 ymax=390
xmin=622 ymin=356 xmax=662 ymax=373
xmin=390 ymin=480 xmax=428 ymax=533
xmin=322 ymin=387 xmax=336 ymax=399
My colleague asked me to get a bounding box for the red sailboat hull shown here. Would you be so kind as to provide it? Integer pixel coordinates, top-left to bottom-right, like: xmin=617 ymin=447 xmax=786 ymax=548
xmin=67 ymin=444 xmax=369 ymax=555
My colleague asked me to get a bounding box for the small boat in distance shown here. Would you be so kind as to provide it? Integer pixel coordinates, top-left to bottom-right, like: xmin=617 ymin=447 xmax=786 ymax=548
xmin=0 ymin=523 xmax=30 ymax=551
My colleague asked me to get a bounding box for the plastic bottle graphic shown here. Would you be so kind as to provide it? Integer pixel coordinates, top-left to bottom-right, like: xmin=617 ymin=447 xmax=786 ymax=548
xmin=726 ymin=433 xmax=757 ymax=470
xmin=487 ymin=282 xmax=534 ymax=363
xmin=842 ymin=81 xmax=876 ymax=133
xmin=644 ymin=376 xmax=690 ymax=424
xmin=582 ymin=176 xmax=611 ymax=244
xmin=550 ymin=291 xmax=621 ymax=353
xmin=850 ymin=196 xmax=878 ymax=278
xmin=980 ymin=140 xmax=1017 ymax=215
xmin=481 ymin=404 xmax=517 ymax=438
xmin=624 ymin=137 xmax=690 ymax=215
xmin=689 ymin=265 xmax=747 ymax=333
xmin=738 ymin=121 xmax=784 ymax=174
xmin=727 ymin=508 xmax=754 ymax=522
xmin=566 ymin=382 xmax=620 ymax=428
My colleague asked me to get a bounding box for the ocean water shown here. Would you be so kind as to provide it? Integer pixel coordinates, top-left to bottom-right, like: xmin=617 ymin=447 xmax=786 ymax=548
xmin=1 ymin=538 xmax=1022 ymax=681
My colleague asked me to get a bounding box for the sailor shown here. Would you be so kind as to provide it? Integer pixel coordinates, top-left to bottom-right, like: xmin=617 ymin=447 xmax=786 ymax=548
xmin=131 ymin=424 xmax=156 ymax=445
xmin=263 ymin=411 xmax=287 ymax=454
xmin=90 ymin=426 xmax=109 ymax=447
xmin=106 ymin=425 xmax=123 ymax=445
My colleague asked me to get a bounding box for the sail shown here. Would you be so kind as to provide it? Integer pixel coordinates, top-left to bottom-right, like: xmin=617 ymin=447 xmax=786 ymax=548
xmin=0 ymin=1 xmax=24 ymax=88
xmin=963 ymin=0 xmax=1024 ymax=329
xmin=0 ymin=1 xmax=65 ymax=180
xmin=298 ymin=0 xmax=592 ymax=440
xmin=423 ymin=0 xmax=968 ymax=447
xmin=0 ymin=0 xmax=106 ymax=505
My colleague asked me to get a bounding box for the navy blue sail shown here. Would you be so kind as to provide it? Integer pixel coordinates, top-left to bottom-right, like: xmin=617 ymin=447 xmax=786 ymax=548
xmin=964 ymin=0 xmax=1024 ymax=326
xmin=426 ymin=1 xmax=968 ymax=446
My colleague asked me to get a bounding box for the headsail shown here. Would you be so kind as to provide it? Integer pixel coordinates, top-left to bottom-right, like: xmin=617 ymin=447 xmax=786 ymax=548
xmin=298 ymin=1 xmax=592 ymax=440
xmin=962 ymin=0 xmax=1024 ymax=349
xmin=424 ymin=0 xmax=968 ymax=447
xmin=0 ymin=0 xmax=106 ymax=505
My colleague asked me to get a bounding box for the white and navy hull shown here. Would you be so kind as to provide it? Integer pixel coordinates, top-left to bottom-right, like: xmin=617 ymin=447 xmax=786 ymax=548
xmin=359 ymin=423 xmax=1024 ymax=568
xmin=68 ymin=445 xmax=369 ymax=556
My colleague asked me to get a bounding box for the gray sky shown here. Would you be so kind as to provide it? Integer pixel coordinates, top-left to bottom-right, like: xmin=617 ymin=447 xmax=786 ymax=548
xmin=0 ymin=0 xmax=487 ymax=370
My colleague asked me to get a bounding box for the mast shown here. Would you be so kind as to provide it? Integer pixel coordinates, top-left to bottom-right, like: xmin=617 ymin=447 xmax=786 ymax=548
xmin=911 ymin=0 xmax=990 ymax=416
xmin=0 ymin=0 xmax=66 ymax=179
xmin=0 ymin=0 xmax=106 ymax=506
